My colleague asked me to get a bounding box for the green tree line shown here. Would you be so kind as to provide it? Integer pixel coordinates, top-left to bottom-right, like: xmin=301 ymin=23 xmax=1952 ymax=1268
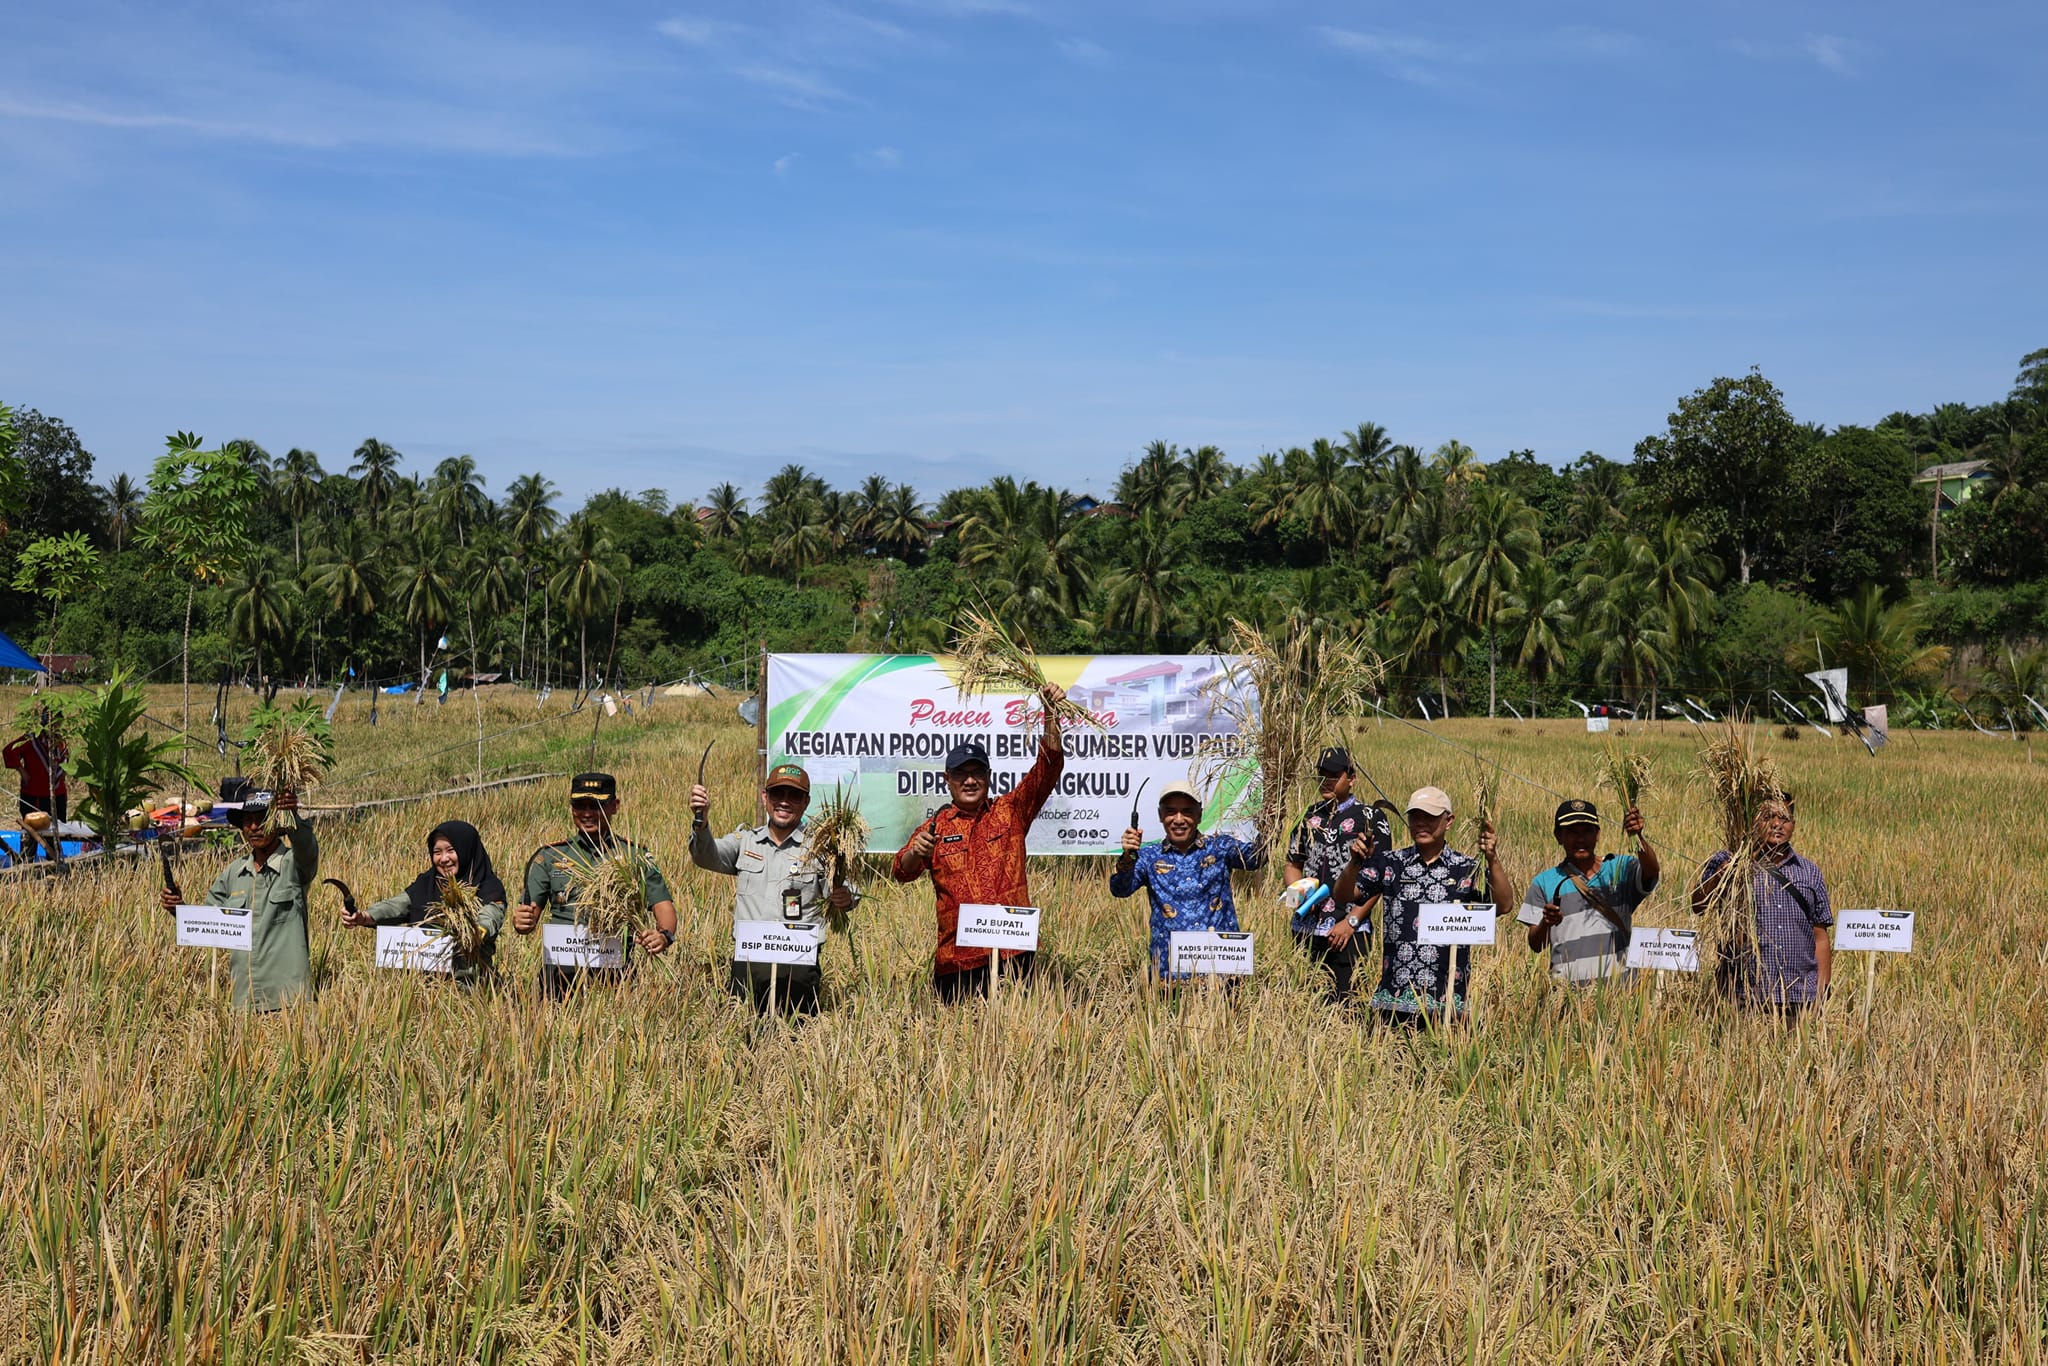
xmin=3 ymin=348 xmax=2046 ymax=725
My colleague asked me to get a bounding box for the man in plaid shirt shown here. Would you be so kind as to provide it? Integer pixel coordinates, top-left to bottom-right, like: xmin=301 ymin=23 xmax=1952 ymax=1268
xmin=1693 ymin=795 xmax=1833 ymax=1014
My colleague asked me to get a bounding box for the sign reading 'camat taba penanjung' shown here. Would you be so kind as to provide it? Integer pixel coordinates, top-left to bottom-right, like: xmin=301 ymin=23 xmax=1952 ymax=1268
xmin=1417 ymin=903 xmax=1496 ymax=946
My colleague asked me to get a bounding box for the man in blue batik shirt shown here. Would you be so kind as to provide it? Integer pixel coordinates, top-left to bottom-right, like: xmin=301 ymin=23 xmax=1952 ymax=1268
xmin=1111 ymin=780 xmax=1267 ymax=980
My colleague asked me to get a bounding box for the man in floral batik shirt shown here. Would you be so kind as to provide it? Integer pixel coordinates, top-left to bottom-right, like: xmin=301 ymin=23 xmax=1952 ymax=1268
xmin=1332 ymin=786 xmax=1518 ymax=1025
xmin=1284 ymin=747 xmax=1393 ymax=1004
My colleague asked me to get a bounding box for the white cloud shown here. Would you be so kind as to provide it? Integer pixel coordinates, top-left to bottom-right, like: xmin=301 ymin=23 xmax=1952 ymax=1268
xmin=654 ymin=17 xmax=739 ymax=46
xmin=774 ymin=152 xmax=800 ymax=175
xmin=1725 ymin=33 xmax=1865 ymax=76
xmin=1804 ymin=35 xmax=1858 ymax=75
xmin=736 ymin=64 xmax=849 ymax=108
xmin=1058 ymin=37 xmax=1109 ymax=64
xmin=858 ymin=145 xmax=903 ymax=169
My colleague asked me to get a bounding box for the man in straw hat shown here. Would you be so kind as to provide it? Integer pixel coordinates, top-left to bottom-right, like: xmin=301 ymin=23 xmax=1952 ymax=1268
xmin=511 ymin=772 xmax=677 ymax=999
xmin=1332 ymin=785 xmax=1516 ymax=1025
xmin=1112 ymin=778 xmax=1267 ymax=982
xmin=1522 ymin=798 xmax=1661 ymax=984
xmin=690 ymin=760 xmax=857 ymax=1016
xmin=159 ymin=788 xmax=319 ymax=1010
xmin=893 ymin=682 xmax=1066 ymax=1003
xmin=1283 ymin=746 xmax=1393 ymax=1004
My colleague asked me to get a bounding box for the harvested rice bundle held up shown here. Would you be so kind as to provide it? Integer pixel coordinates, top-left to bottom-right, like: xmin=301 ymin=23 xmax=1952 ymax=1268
xmin=950 ymin=607 xmax=1107 ymax=733
xmin=1199 ymin=618 xmax=1385 ymax=856
xmin=1472 ymin=760 xmax=1503 ymax=840
xmin=561 ymin=845 xmax=658 ymax=940
xmin=421 ymin=874 xmax=488 ymax=958
xmin=1594 ymin=741 xmax=1654 ymax=848
xmin=804 ymin=784 xmax=869 ymax=933
xmin=243 ymin=698 xmax=335 ymax=830
xmin=1694 ymin=719 xmax=1789 ymax=989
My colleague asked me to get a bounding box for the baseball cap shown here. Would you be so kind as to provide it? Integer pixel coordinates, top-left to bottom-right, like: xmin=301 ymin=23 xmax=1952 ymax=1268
xmin=1316 ymin=746 xmax=1353 ymax=778
xmin=1406 ymin=786 xmax=1453 ymax=816
xmin=765 ymin=762 xmax=811 ymax=794
xmin=569 ymin=772 xmax=618 ymax=801
xmin=1157 ymin=779 xmax=1203 ymax=807
xmin=1554 ymin=798 xmax=1600 ymax=830
xmin=944 ymin=740 xmax=991 ymax=771
xmin=236 ymin=790 xmax=275 ymax=821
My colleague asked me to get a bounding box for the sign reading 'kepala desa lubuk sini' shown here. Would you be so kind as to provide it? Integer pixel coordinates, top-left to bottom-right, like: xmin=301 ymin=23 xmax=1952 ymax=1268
xmin=767 ymin=654 xmax=1257 ymax=856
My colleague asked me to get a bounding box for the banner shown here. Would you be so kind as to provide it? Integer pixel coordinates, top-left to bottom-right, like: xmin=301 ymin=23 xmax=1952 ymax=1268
xmin=767 ymin=654 xmax=1255 ymax=856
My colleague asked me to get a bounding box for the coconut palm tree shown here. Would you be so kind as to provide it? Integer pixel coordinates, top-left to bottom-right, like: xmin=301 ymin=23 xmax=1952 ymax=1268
xmin=702 ymin=483 xmax=748 ymax=540
xmin=1116 ymin=441 xmax=1187 ymax=519
xmin=872 ymin=483 xmax=927 ymax=559
xmin=305 ymin=525 xmax=380 ymax=665
xmin=1183 ymin=446 xmax=1234 ymax=502
xmin=1099 ymin=512 xmax=1186 ymax=643
xmin=1810 ymin=585 xmax=1951 ymax=696
xmin=1280 ymin=438 xmax=1363 ymax=553
xmin=430 ymin=455 xmax=489 ymax=546
xmin=274 ymin=448 xmax=325 ymax=567
xmin=226 ymin=548 xmax=293 ymax=689
xmin=1389 ymin=557 xmax=1468 ymax=716
xmin=1372 ymin=445 xmax=1435 ymax=558
xmin=548 ymin=516 xmax=624 ymax=689
xmin=349 ymin=439 xmax=402 ymax=516
xmin=1498 ymin=560 xmax=1573 ymax=706
xmin=1446 ymin=486 xmax=1543 ymax=716
xmin=502 ymin=474 xmax=560 ymax=682
xmin=1339 ymin=422 xmax=1396 ymax=481
xmin=100 ymin=473 xmax=144 ymax=551
xmin=1587 ymin=573 xmax=1674 ymax=713
xmin=392 ymin=534 xmax=457 ymax=687
xmin=1632 ymin=515 xmax=1721 ymax=659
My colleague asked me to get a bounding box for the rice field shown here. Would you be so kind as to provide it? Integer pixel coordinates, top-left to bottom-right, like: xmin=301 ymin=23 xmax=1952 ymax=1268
xmin=3 ymin=685 xmax=2045 ymax=1363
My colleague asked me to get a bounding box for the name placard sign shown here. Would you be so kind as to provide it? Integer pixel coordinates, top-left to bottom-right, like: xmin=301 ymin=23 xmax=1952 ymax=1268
xmin=1168 ymin=930 xmax=1255 ymax=976
xmin=734 ymin=920 xmax=822 ymax=966
xmin=176 ymin=904 xmax=252 ymax=951
xmin=1586 ymin=716 xmax=1611 ymax=733
xmin=375 ymin=925 xmax=455 ymax=974
xmin=1417 ymin=902 xmax=1496 ymax=946
xmin=1625 ymin=927 xmax=1700 ymax=973
xmin=956 ymin=904 xmax=1041 ymax=951
xmin=1834 ymin=909 xmax=1914 ymax=953
xmin=541 ymin=923 xmax=626 ymax=970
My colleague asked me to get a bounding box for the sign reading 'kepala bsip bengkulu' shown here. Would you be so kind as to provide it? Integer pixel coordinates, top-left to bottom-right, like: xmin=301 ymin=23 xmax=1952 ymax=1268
xmin=766 ymin=654 xmax=1257 ymax=856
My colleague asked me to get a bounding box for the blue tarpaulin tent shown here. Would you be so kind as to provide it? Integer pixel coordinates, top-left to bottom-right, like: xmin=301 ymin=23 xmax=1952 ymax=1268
xmin=0 ymin=631 xmax=43 ymax=673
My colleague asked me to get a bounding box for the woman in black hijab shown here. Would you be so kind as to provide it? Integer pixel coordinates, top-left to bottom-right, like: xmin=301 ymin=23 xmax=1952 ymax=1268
xmin=341 ymin=820 xmax=507 ymax=982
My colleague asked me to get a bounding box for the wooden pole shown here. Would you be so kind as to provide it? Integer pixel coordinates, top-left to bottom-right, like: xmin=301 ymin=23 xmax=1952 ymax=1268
xmin=757 ymin=639 xmax=769 ymax=785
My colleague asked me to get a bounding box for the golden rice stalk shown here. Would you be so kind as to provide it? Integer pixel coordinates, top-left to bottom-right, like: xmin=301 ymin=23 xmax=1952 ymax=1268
xmin=1197 ymin=618 xmax=1386 ymax=855
xmin=1693 ymin=719 xmax=1789 ymax=991
xmin=244 ymin=699 xmax=335 ymax=831
xmin=804 ymin=784 xmax=870 ymax=933
xmin=949 ymin=607 xmax=1107 ymax=733
xmin=420 ymin=874 xmax=488 ymax=958
xmin=561 ymin=846 xmax=654 ymax=939
xmin=1594 ymin=742 xmax=1654 ymax=813
xmin=1473 ymin=760 xmax=1503 ymax=839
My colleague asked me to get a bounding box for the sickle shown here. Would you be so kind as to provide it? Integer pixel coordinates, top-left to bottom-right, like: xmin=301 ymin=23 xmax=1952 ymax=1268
xmin=321 ymin=877 xmax=359 ymax=918
xmin=696 ymin=741 xmax=713 ymax=787
xmin=158 ymin=839 xmax=182 ymax=899
xmin=1129 ymin=777 xmax=1149 ymax=832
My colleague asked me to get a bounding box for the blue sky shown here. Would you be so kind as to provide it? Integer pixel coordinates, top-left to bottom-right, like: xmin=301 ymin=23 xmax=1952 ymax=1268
xmin=4 ymin=1 xmax=2044 ymax=505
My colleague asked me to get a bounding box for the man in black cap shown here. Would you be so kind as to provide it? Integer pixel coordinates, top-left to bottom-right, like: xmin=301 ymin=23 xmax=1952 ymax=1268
xmin=159 ymin=787 xmax=318 ymax=1010
xmin=511 ymin=772 xmax=677 ymax=998
xmin=892 ymin=683 xmax=1067 ymax=1001
xmin=1283 ymin=746 xmax=1392 ymax=1003
xmin=1521 ymin=798 xmax=1659 ymax=985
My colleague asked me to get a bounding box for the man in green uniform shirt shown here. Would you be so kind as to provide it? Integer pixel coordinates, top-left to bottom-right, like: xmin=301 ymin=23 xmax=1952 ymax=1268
xmin=159 ymin=788 xmax=320 ymax=1011
xmin=510 ymin=772 xmax=677 ymax=998
xmin=689 ymin=760 xmax=857 ymax=1015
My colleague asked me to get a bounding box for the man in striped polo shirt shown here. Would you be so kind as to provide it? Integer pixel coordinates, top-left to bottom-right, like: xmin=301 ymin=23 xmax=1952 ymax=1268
xmin=1521 ymin=798 xmax=1661 ymax=984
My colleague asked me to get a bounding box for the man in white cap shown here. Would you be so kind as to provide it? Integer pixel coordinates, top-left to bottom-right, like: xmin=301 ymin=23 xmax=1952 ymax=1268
xmin=1111 ymin=779 xmax=1267 ymax=981
xmin=1331 ymin=785 xmax=1516 ymax=1024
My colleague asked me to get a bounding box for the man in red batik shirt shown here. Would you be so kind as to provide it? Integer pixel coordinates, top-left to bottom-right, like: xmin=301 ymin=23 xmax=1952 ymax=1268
xmin=893 ymin=682 xmax=1066 ymax=1002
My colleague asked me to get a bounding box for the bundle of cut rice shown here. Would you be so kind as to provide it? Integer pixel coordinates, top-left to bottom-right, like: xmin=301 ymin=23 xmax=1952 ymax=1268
xmin=561 ymin=845 xmax=656 ymax=940
xmin=1594 ymin=742 xmax=1654 ymax=849
xmin=950 ymin=607 xmax=1106 ymax=733
xmin=1473 ymin=760 xmax=1503 ymax=841
xmin=804 ymin=784 xmax=869 ymax=933
xmin=1197 ymin=618 xmax=1385 ymax=855
xmin=243 ymin=699 xmax=335 ymax=831
xmin=1694 ymin=720 xmax=1789 ymax=993
xmin=421 ymin=874 xmax=489 ymax=958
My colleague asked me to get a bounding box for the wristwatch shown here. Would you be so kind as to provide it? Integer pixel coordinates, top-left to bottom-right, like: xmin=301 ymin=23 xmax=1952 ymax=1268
xmin=1346 ymin=915 xmax=1361 ymax=929
xmin=657 ymin=927 xmax=676 ymax=947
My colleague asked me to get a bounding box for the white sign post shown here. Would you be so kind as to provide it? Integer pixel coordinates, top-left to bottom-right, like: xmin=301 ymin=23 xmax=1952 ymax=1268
xmin=1834 ymin=910 xmax=1915 ymax=1025
xmin=1586 ymin=716 xmax=1610 ymax=734
xmin=541 ymin=923 xmax=626 ymax=971
xmin=734 ymin=920 xmax=824 ymax=1016
xmin=1417 ymin=903 xmax=1496 ymax=947
xmin=1625 ymin=927 xmax=1700 ymax=974
xmin=957 ymin=904 xmax=1040 ymax=1001
xmin=1168 ymin=930 xmax=1255 ymax=978
xmin=375 ymin=925 xmax=455 ymax=974
xmin=175 ymin=904 xmax=252 ymax=951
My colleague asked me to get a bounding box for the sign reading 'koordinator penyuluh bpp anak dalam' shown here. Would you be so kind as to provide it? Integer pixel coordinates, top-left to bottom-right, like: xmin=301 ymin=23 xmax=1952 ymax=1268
xmin=766 ymin=654 xmax=1256 ymax=856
